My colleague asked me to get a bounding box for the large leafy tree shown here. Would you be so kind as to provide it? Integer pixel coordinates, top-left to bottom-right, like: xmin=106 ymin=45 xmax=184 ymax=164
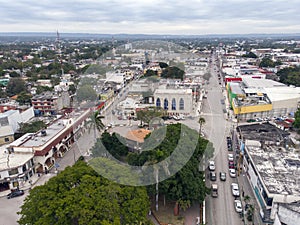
xmin=277 ymin=66 xmax=300 ymax=87
xmin=92 ymin=131 xmax=129 ymax=160
xmin=16 ymin=91 xmax=32 ymax=105
xmin=127 ymin=124 xmax=212 ymax=208
xmin=6 ymin=77 xmax=27 ymax=97
xmin=259 ymin=57 xmax=282 ymax=68
xmin=76 ymin=84 xmax=98 ymax=103
xmin=18 ymin=161 xmax=150 ymax=225
xmin=242 ymin=52 xmax=258 ymax=58
xmin=160 ymin=66 xmax=185 ymax=80
xmin=136 ymin=107 xmax=166 ymax=125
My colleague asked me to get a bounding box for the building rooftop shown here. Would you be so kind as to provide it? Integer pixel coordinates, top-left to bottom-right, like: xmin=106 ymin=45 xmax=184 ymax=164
xmin=230 ymin=82 xmax=244 ymax=95
xmin=21 ymin=120 xmax=66 ymax=147
xmin=240 ymin=123 xmax=300 ymax=196
xmin=280 ymin=201 xmax=300 ymax=213
xmin=154 ymin=88 xmax=192 ymax=95
xmin=247 ymin=144 xmax=300 ymax=196
xmin=0 ymin=145 xmax=34 ymax=171
xmin=264 ymin=86 xmax=300 ymax=102
xmin=243 ymin=77 xmax=285 ymax=89
xmin=238 ymin=123 xmax=289 ymax=143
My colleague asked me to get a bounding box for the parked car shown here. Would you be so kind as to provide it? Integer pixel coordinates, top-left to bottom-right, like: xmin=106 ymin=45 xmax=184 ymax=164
xmin=219 ymin=172 xmax=226 ymax=181
xmin=255 ymin=117 xmax=263 ymax=122
xmin=7 ymin=190 xmax=24 ymax=199
xmin=229 ymin=169 xmax=237 ymax=178
xmin=211 ymin=184 xmax=218 ymax=198
xmin=228 ymin=153 xmax=234 ymax=161
xmin=226 ymin=136 xmax=232 ymax=143
xmin=231 ymin=183 xmax=240 ymax=197
xmin=234 ymin=200 xmax=243 ymax=213
xmin=247 ymin=119 xmax=256 ymax=123
xmin=208 ymin=161 xmax=215 ymax=171
xmin=228 ymin=161 xmax=235 ymax=169
xmin=210 ymin=172 xmax=217 ymax=181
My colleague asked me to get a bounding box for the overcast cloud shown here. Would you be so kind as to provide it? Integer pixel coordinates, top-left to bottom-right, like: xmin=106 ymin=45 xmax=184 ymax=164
xmin=0 ymin=0 xmax=299 ymax=34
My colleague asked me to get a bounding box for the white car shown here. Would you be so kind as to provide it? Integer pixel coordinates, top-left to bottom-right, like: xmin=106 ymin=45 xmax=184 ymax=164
xmin=229 ymin=169 xmax=236 ymax=178
xmin=208 ymin=161 xmax=215 ymax=171
xmin=228 ymin=153 xmax=234 ymax=161
xmin=234 ymin=200 xmax=243 ymax=213
xmin=231 ymin=183 xmax=240 ymax=197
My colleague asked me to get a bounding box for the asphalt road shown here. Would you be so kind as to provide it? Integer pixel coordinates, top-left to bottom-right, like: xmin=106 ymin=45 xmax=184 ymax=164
xmin=203 ymin=53 xmax=244 ymax=225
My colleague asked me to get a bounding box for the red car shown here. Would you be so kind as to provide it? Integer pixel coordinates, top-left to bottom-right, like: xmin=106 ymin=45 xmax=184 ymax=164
xmin=229 ymin=161 xmax=235 ymax=169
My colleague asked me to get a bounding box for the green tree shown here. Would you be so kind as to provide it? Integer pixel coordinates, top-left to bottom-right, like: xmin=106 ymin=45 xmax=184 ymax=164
xmin=68 ymin=84 xmax=77 ymax=94
xmin=127 ymin=124 xmax=212 ymax=209
xmin=16 ymin=91 xmax=32 ymax=105
xmin=85 ymin=110 xmax=105 ymax=141
xmin=161 ymin=66 xmax=185 ymax=80
xmin=6 ymin=78 xmax=27 ymax=97
xmin=259 ymin=57 xmax=278 ymax=68
xmin=18 ymin=121 xmax=47 ymax=134
xmin=92 ymin=131 xmax=129 ymax=160
xmin=293 ymin=108 xmax=300 ymax=129
xmin=136 ymin=107 xmax=166 ymax=125
xmin=36 ymin=85 xmax=53 ymax=94
xmin=242 ymin=52 xmax=258 ymax=58
xmin=9 ymin=71 xmax=20 ymax=77
xmin=76 ymin=84 xmax=98 ymax=103
xmin=0 ymin=87 xmax=7 ymax=98
xmin=203 ymin=73 xmax=211 ymax=81
xmin=198 ymin=117 xmax=206 ymax=135
xmin=277 ymin=66 xmax=300 ymax=87
xmin=158 ymin=62 xmax=168 ymax=68
xmin=18 ymin=161 xmax=150 ymax=225
xmin=144 ymin=69 xmax=157 ymax=77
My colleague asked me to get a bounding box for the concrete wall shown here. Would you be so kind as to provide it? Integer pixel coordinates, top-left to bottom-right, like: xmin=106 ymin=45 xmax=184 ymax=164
xmin=7 ymin=111 xmax=22 ymax=132
xmin=20 ymin=107 xmax=34 ymax=123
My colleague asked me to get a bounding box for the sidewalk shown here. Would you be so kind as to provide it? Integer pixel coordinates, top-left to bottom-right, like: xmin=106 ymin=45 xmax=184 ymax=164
xmin=0 ymin=172 xmax=56 ymax=198
xmin=237 ymin=172 xmax=263 ymax=225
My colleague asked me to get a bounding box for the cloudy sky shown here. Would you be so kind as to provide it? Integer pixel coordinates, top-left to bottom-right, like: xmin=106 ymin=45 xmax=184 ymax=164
xmin=0 ymin=0 xmax=299 ymax=35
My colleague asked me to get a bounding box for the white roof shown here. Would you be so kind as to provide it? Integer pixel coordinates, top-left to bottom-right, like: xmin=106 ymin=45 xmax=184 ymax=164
xmin=0 ymin=110 xmax=18 ymax=118
xmin=243 ymin=77 xmax=285 ymax=88
xmin=0 ymin=145 xmax=34 ymax=171
xmin=265 ymin=86 xmax=300 ymax=102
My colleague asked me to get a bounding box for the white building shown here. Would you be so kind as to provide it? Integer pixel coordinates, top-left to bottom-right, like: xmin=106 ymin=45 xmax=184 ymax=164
xmin=0 ymin=108 xmax=91 ymax=193
xmin=154 ymin=86 xmax=193 ymax=115
xmin=0 ymin=108 xmax=34 ymax=145
xmin=238 ymin=123 xmax=300 ymax=223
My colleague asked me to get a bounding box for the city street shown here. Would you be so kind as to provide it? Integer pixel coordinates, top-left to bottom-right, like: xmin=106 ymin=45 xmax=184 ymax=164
xmin=204 ymin=53 xmax=244 ymax=225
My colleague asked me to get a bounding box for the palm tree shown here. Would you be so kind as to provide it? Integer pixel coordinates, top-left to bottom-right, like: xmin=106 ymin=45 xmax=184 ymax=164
xmin=244 ymin=195 xmax=251 ymax=204
xmin=198 ymin=117 xmax=206 ymax=136
xmin=86 ymin=110 xmax=105 ymax=140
